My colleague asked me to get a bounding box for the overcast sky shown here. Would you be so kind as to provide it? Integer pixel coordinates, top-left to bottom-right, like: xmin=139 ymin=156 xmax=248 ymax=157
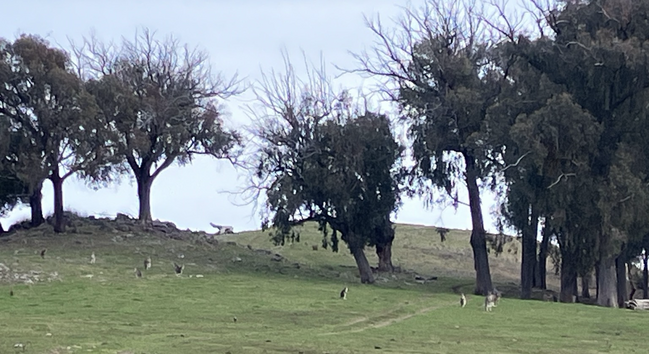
xmin=0 ymin=0 xmax=503 ymax=234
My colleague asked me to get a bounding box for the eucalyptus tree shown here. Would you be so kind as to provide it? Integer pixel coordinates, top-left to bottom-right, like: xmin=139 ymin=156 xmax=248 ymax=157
xmin=73 ymin=30 xmax=241 ymax=222
xmin=0 ymin=35 xmax=113 ymax=232
xmin=484 ymin=57 xmax=563 ymax=298
xmin=352 ymin=0 xmax=515 ymax=294
xmin=497 ymin=0 xmax=649 ymax=305
xmin=0 ymin=118 xmax=28 ymax=233
xmin=247 ymin=58 xmax=403 ymax=283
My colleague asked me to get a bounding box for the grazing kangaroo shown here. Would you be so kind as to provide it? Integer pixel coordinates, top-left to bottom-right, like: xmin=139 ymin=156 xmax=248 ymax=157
xmin=484 ymin=290 xmax=501 ymax=311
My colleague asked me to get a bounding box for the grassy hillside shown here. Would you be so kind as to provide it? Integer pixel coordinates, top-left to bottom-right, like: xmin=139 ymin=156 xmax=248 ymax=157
xmin=0 ymin=215 xmax=640 ymax=354
xmin=220 ymin=222 xmax=559 ymax=291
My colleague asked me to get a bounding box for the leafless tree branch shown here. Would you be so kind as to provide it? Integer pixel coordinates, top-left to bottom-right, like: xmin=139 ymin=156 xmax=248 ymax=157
xmin=502 ymin=151 xmax=532 ymax=171
xmin=547 ymin=173 xmax=576 ymax=189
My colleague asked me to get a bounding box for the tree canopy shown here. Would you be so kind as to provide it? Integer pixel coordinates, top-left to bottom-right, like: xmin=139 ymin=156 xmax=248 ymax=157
xmin=248 ymin=57 xmax=404 ymax=283
xmin=74 ymin=30 xmax=242 ymax=222
xmin=0 ymin=35 xmax=113 ymax=232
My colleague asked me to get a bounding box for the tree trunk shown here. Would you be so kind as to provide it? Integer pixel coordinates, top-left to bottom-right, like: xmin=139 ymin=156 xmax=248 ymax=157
xmin=375 ymin=223 xmax=395 ymax=272
xmin=0 ymin=222 xmax=4 ymax=235
xmin=521 ymin=204 xmax=538 ymax=299
xmin=560 ymin=252 xmax=577 ymax=303
xmin=581 ymin=273 xmax=591 ymax=299
xmin=595 ymin=262 xmax=599 ymax=299
xmin=597 ymin=256 xmax=618 ymax=308
xmin=29 ymin=180 xmax=44 ymax=227
xmin=351 ymin=245 xmax=375 ymax=284
xmin=51 ymin=170 xmax=65 ymax=233
xmin=376 ymin=241 xmax=394 ymax=272
xmin=536 ymin=224 xmax=550 ymax=290
xmin=642 ymin=254 xmax=649 ymax=299
xmin=615 ymin=255 xmax=628 ymax=308
xmin=137 ymin=174 xmax=154 ymax=223
xmin=595 ymin=263 xmax=600 ymax=299
xmin=464 ymin=153 xmax=493 ymax=296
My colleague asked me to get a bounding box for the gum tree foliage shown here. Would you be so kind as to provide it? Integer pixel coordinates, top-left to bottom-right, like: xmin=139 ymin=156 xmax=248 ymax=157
xmin=494 ymin=0 xmax=649 ymax=305
xmin=0 ymin=35 xmax=113 ymax=232
xmin=352 ymin=0 xmax=514 ymax=294
xmin=72 ymin=30 xmax=242 ymax=222
xmin=0 ymin=118 xmax=28 ymax=233
xmin=248 ymin=58 xmax=403 ymax=283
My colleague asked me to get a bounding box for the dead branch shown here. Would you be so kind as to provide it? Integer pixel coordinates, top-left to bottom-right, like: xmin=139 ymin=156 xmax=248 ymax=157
xmin=546 ymin=173 xmax=576 ymax=189
xmin=502 ymin=151 xmax=532 ymax=172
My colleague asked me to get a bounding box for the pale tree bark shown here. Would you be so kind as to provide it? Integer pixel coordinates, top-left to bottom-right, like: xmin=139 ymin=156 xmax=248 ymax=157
xmin=597 ymin=256 xmax=618 ymax=308
xmin=642 ymin=254 xmax=649 ymax=299
xmin=581 ymin=273 xmax=591 ymax=299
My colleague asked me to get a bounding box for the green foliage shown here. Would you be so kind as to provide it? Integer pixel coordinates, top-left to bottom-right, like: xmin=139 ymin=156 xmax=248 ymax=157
xmin=0 ymin=119 xmax=27 ymax=216
xmin=0 ymin=35 xmax=115 ymax=230
xmin=76 ymin=30 xmax=241 ymax=220
xmin=250 ymin=59 xmax=403 ymax=259
xmin=494 ymin=0 xmax=649 ymax=290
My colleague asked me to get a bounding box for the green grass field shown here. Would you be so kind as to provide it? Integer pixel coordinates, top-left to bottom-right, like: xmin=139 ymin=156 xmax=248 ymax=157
xmin=0 ymin=218 xmax=645 ymax=353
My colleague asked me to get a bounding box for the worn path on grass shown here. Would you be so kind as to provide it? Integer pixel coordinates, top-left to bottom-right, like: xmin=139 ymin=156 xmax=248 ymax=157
xmin=319 ymin=301 xmax=456 ymax=335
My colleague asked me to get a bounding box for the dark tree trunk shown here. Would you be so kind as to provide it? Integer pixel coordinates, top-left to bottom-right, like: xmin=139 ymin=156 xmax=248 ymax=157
xmin=375 ymin=223 xmax=395 ymax=272
xmin=51 ymin=170 xmax=65 ymax=233
xmin=597 ymin=255 xmax=618 ymax=308
xmin=628 ymin=261 xmax=637 ymax=300
xmin=376 ymin=241 xmax=394 ymax=272
xmin=581 ymin=273 xmax=591 ymax=299
xmin=351 ymin=244 xmax=374 ymax=284
xmin=29 ymin=180 xmax=45 ymax=227
xmin=560 ymin=252 xmax=577 ymax=303
xmin=137 ymin=174 xmax=154 ymax=223
xmin=0 ymin=222 xmax=4 ymax=235
xmin=615 ymin=255 xmax=628 ymax=308
xmin=521 ymin=205 xmax=539 ymax=299
xmin=464 ymin=153 xmax=493 ymax=296
xmin=595 ymin=263 xmax=600 ymax=299
xmin=536 ymin=224 xmax=550 ymax=290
